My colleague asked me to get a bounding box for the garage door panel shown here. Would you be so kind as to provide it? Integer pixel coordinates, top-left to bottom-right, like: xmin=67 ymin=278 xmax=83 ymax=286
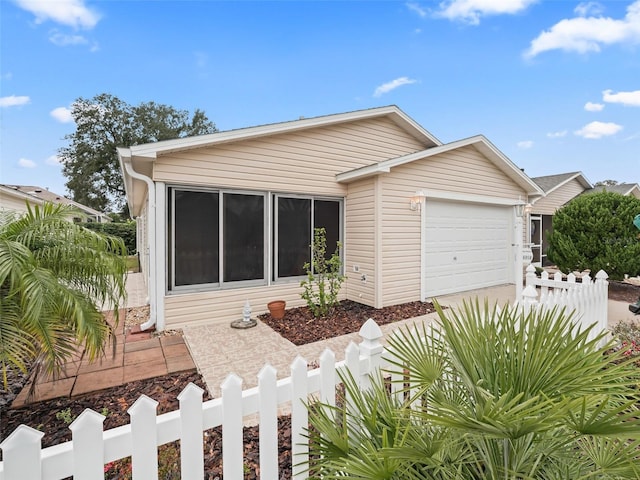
xmin=424 ymin=200 xmax=511 ymax=297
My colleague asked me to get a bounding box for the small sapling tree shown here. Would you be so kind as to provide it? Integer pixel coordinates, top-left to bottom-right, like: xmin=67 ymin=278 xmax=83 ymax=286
xmin=300 ymin=227 xmax=346 ymax=317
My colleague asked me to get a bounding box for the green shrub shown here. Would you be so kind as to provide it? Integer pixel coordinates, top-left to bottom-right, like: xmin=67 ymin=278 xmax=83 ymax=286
xmin=547 ymin=191 xmax=640 ymax=280
xmin=81 ymin=221 xmax=136 ymax=255
xmin=306 ymin=301 xmax=640 ymax=478
xmin=300 ymin=227 xmax=346 ymax=318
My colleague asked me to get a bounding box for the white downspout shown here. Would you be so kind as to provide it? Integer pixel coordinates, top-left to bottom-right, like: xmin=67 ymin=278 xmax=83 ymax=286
xmin=122 ymin=158 xmax=157 ymax=331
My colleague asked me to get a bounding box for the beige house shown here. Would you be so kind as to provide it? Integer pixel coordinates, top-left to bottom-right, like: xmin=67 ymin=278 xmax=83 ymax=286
xmin=529 ymin=173 xmax=640 ymax=266
xmin=118 ymin=106 xmax=543 ymax=331
xmin=0 ymin=184 xmax=111 ymax=223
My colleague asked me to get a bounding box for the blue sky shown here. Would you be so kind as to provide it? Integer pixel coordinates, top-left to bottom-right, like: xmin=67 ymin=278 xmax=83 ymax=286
xmin=1 ymin=0 xmax=639 ymax=198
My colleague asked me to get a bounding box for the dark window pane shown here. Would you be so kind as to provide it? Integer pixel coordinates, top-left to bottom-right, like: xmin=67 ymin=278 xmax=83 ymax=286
xmin=278 ymin=197 xmax=311 ymax=277
xmin=223 ymin=193 xmax=264 ymax=282
xmin=315 ymin=200 xmax=340 ymax=259
xmin=174 ymin=190 xmax=219 ymax=286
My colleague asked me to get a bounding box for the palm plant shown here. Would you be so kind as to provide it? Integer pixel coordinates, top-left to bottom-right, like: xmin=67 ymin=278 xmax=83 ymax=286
xmin=306 ymin=300 xmax=640 ymax=479
xmin=0 ymin=203 xmax=127 ymax=388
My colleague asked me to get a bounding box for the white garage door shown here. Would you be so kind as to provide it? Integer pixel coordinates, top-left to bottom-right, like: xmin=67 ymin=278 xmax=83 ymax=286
xmin=423 ymin=199 xmax=512 ymax=298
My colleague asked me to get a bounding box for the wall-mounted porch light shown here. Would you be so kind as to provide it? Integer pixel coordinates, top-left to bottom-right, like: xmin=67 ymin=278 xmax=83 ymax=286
xmin=410 ymin=190 xmax=426 ymax=212
xmin=514 ymin=197 xmax=526 ymax=217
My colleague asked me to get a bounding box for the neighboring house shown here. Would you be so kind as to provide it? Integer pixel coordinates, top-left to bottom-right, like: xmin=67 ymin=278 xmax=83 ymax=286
xmin=528 ymin=172 xmax=592 ymax=266
xmin=0 ymin=184 xmax=111 ymax=223
xmin=118 ymin=105 xmax=543 ymax=331
xmin=529 ymin=173 xmax=640 ymax=266
xmin=581 ymin=183 xmax=640 ymax=199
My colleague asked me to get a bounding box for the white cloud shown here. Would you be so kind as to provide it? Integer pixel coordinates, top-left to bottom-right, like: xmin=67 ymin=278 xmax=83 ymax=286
xmin=584 ymin=101 xmax=604 ymax=111
xmin=547 ymin=130 xmax=568 ymax=138
xmin=574 ymin=121 xmax=623 ymax=139
xmin=517 ymin=140 xmax=534 ymax=149
xmin=50 ymin=106 xmax=73 ymax=123
xmin=18 ymin=158 xmax=36 ymax=168
xmin=602 ymin=89 xmax=640 ymax=106
xmin=0 ymin=95 xmax=30 ymax=107
xmin=524 ymin=0 xmax=640 ymax=58
xmin=373 ymin=77 xmax=417 ymax=97
xmin=436 ymin=0 xmax=538 ymax=25
xmin=49 ymin=31 xmax=88 ymax=46
xmin=13 ymin=0 xmax=100 ymax=29
xmin=46 ymin=155 xmax=62 ymax=166
xmin=1 ymin=72 xmax=13 ymax=80
xmin=406 ymin=2 xmax=428 ymax=18
xmin=575 ymin=2 xmax=604 ymax=17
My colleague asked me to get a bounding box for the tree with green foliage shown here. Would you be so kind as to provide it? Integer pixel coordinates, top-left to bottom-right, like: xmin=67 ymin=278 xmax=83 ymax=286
xmin=0 ymin=203 xmax=127 ymax=389
xmin=306 ymin=301 xmax=640 ymax=478
xmin=547 ymin=191 xmax=640 ymax=280
xmin=60 ymin=93 xmax=217 ymax=213
xmin=81 ymin=221 xmax=137 ymax=255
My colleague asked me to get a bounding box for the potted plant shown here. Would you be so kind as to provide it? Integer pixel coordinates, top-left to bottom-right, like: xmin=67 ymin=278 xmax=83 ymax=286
xmin=267 ymin=300 xmax=286 ymax=319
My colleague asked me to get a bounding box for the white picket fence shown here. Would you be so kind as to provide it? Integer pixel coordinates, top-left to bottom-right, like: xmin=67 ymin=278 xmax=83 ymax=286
xmin=0 ymin=274 xmax=611 ymax=480
xmin=0 ymin=319 xmax=387 ymax=480
xmin=521 ymin=264 xmax=609 ymax=343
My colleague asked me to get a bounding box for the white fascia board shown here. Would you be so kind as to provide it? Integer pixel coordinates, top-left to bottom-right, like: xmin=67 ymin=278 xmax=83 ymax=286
xmin=127 ymin=105 xmax=439 ymax=158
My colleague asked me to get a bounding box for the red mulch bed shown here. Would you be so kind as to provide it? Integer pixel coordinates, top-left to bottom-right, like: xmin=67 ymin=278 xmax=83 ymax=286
xmin=258 ymin=299 xmax=439 ymax=345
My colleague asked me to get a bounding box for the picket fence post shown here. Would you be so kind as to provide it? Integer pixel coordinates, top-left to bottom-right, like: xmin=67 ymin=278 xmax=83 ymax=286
xmin=70 ymin=409 xmax=105 ymax=479
xmin=128 ymin=394 xmax=159 ymax=480
xmin=358 ymin=318 xmax=383 ymax=390
xmin=178 ymin=382 xmax=205 ymax=480
xmin=258 ymin=364 xmax=278 ymax=479
xmin=221 ymin=373 xmax=243 ymax=479
xmin=0 ymin=425 xmax=43 ymax=480
xmin=291 ymin=355 xmax=309 ymax=480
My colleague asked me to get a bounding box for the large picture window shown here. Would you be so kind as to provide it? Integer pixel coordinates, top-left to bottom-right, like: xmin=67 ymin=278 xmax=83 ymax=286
xmin=274 ymin=195 xmax=342 ymax=280
xmin=169 ymin=188 xmax=266 ymax=290
xmin=172 ymin=190 xmax=219 ymax=287
xmin=169 ymin=187 xmax=342 ymax=291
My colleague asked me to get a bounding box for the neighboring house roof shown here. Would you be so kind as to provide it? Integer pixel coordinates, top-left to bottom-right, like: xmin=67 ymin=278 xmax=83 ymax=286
xmin=0 ymin=184 xmax=111 ymax=222
xmin=336 ymin=134 xmax=544 ymax=197
xmin=581 ymin=183 xmax=640 ymax=197
xmin=0 ymin=184 xmax=44 ymax=203
xmin=531 ymin=172 xmax=592 ymax=195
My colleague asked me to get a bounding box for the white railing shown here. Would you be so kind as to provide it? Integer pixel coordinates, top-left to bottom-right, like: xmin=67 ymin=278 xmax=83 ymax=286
xmin=0 ymin=319 xmax=386 ymax=480
xmin=521 ymin=264 xmax=609 ymax=343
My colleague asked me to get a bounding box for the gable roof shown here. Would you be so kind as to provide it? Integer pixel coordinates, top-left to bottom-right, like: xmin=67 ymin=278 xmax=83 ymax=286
xmin=581 ymin=183 xmax=640 ymax=197
xmin=0 ymin=184 xmax=110 ymax=221
xmin=119 ymin=105 xmax=442 ymax=214
xmin=336 ymin=135 xmax=544 ymax=197
xmin=122 ymin=105 xmax=441 ymax=160
xmin=531 ymin=172 xmax=592 ymax=195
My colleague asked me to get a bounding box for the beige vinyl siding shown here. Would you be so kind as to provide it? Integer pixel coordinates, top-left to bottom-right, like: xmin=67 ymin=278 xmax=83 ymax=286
xmin=379 ymin=145 xmax=526 ymax=306
xmin=532 ymin=178 xmax=585 ymax=215
xmin=153 ymin=117 xmax=426 ymax=195
xmin=164 ymin=282 xmax=346 ymax=328
xmin=344 ymin=178 xmax=376 ymax=307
